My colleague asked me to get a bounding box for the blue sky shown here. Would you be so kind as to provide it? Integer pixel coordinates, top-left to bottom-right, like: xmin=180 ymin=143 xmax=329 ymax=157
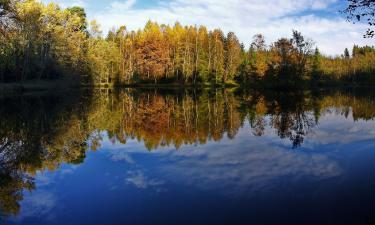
xmin=42 ymin=0 xmax=374 ymax=55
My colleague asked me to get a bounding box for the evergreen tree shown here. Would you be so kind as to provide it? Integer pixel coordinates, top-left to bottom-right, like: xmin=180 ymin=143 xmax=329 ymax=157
xmin=344 ymin=48 xmax=350 ymax=59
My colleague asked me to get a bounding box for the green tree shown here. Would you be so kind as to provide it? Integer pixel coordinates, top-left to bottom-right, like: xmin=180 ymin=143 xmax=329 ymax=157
xmin=344 ymin=48 xmax=350 ymax=59
xmin=67 ymin=6 xmax=87 ymax=32
xmin=311 ymin=47 xmax=322 ymax=84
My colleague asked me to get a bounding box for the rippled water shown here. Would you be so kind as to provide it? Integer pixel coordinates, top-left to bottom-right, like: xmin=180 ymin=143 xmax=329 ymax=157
xmin=1 ymin=88 xmax=375 ymax=225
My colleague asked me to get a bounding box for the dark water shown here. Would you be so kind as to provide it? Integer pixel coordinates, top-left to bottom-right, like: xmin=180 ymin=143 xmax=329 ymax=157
xmin=1 ymin=88 xmax=375 ymax=225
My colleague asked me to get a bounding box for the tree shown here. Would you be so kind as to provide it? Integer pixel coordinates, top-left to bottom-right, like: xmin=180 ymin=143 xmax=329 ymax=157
xmin=196 ymin=26 xmax=209 ymax=82
xmin=0 ymin=0 xmax=18 ymax=37
xmin=135 ymin=21 xmax=170 ymax=83
xmin=267 ymin=31 xmax=314 ymax=86
xmin=249 ymin=34 xmax=268 ymax=79
xmin=311 ymin=47 xmax=322 ymax=84
xmin=344 ymin=48 xmax=350 ymax=59
xmin=251 ymin=34 xmax=266 ymax=51
xmin=224 ymin=32 xmax=242 ymax=83
xmin=291 ymin=30 xmax=314 ymax=73
xmin=67 ymin=6 xmax=87 ymax=32
xmin=272 ymin=38 xmax=297 ymax=73
xmin=343 ymin=0 xmax=375 ymax=38
xmin=2 ymin=0 xmax=375 ymax=87
xmin=0 ymin=0 xmax=89 ymax=82
xmin=89 ymin=20 xmax=102 ymax=38
xmin=87 ymin=20 xmax=121 ymax=85
xmin=210 ymin=29 xmax=225 ymax=84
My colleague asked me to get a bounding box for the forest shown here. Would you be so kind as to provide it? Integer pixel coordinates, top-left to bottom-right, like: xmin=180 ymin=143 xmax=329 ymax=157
xmin=1 ymin=0 xmax=375 ymax=88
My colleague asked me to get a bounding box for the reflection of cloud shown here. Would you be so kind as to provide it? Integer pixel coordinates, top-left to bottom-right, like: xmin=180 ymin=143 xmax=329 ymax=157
xmin=305 ymin=113 xmax=375 ymax=147
xmin=100 ymin=111 xmax=375 ymax=197
xmin=34 ymin=172 xmax=52 ymax=187
xmin=60 ymin=168 xmax=75 ymax=175
xmin=11 ymin=192 xmax=56 ymax=222
xmin=98 ymin=122 xmax=345 ymax=197
xmin=161 ymin=135 xmax=342 ymax=195
xmin=109 ymin=150 xmax=135 ymax=164
xmin=125 ymin=170 xmax=164 ymax=189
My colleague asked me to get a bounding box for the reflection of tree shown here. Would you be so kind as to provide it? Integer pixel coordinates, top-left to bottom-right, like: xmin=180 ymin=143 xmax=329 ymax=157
xmin=319 ymin=89 xmax=375 ymax=121
xmin=242 ymin=90 xmax=317 ymax=148
xmin=0 ymin=172 xmax=34 ymax=217
xmin=270 ymin=110 xmax=315 ymax=148
xmin=0 ymin=92 xmax=89 ymax=218
xmin=1 ymin=88 xmax=375 ymax=218
xmin=268 ymin=92 xmax=316 ymax=148
xmin=101 ymin=89 xmax=242 ymax=150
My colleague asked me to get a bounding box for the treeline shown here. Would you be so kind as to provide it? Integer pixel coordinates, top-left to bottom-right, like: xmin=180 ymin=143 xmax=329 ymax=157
xmin=1 ymin=0 xmax=375 ymax=87
xmin=316 ymin=45 xmax=375 ymax=84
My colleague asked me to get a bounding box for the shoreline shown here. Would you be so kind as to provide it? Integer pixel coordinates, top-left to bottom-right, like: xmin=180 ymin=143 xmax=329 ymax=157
xmin=1 ymin=80 xmax=375 ymax=93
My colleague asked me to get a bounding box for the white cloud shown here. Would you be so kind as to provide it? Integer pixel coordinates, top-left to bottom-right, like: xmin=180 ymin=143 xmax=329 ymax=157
xmin=110 ymin=0 xmax=137 ymax=11
xmin=311 ymin=0 xmax=337 ymax=10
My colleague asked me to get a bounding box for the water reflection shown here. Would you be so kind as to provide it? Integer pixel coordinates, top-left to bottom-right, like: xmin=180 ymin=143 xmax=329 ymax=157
xmin=0 ymin=91 xmax=88 ymax=218
xmin=1 ymin=88 xmax=375 ymax=222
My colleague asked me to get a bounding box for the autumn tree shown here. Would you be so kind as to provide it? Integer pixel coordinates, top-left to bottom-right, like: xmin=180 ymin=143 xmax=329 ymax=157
xmin=291 ymin=30 xmax=314 ymax=73
xmin=251 ymin=34 xmax=266 ymax=51
xmin=1 ymin=0 xmax=374 ymax=87
xmin=224 ymin=32 xmax=242 ymax=83
xmin=0 ymin=0 xmax=18 ymax=36
xmin=135 ymin=21 xmax=170 ymax=83
xmin=87 ymin=20 xmax=121 ymax=85
xmin=271 ymin=38 xmax=296 ymax=71
xmin=0 ymin=0 xmax=88 ymax=82
xmin=209 ymin=29 xmax=225 ymax=84
xmin=248 ymin=34 xmax=268 ymax=80
xmin=66 ymin=6 xmax=87 ymax=32
xmin=196 ymin=26 xmax=210 ymax=82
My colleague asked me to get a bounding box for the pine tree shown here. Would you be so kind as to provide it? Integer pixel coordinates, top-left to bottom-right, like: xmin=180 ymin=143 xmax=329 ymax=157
xmin=344 ymin=48 xmax=350 ymax=59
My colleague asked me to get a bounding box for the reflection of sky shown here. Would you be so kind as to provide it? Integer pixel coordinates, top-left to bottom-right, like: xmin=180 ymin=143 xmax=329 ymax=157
xmin=110 ymin=123 xmax=343 ymax=194
xmin=12 ymin=191 xmax=57 ymax=222
xmin=7 ymin=110 xmax=375 ymax=225
xmin=305 ymin=110 xmax=375 ymax=148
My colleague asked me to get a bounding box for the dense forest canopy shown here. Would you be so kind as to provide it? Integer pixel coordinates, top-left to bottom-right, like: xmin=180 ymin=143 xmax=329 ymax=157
xmin=0 ymin=0 xmax=375 ymax=87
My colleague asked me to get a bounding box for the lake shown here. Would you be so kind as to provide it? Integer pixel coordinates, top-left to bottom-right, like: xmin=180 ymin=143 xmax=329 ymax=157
xmin=1 ymin=88 xmax=375 ymax=225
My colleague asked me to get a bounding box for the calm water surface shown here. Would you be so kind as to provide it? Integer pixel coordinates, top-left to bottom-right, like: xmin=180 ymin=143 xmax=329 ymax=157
xmin=1 ymin=88 xmax=375 ymax=225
